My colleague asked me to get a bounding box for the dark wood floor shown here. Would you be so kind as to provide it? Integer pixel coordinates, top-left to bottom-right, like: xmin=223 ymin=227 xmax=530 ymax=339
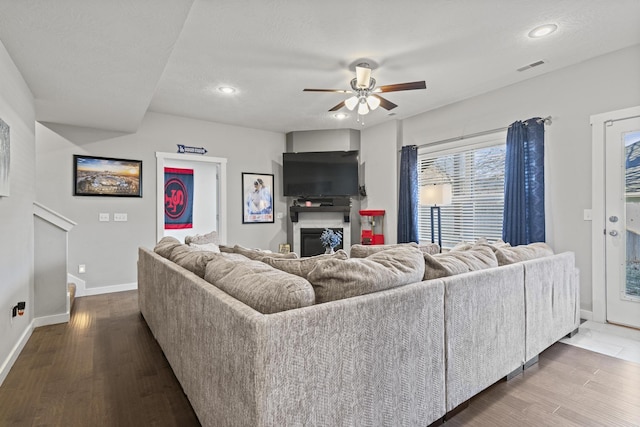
xmin=0 ymin=291 xmax=200 ymax=427
xmin=1 ymin=291 xmax=639 ymax=426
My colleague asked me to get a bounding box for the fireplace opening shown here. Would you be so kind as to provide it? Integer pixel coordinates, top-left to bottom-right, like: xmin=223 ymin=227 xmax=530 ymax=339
xmin=300 ymin=227 xmax=343 ymax=257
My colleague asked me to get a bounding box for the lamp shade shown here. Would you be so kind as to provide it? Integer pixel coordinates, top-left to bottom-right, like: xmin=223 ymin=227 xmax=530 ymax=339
xmin=420 ymin=183 xmax=452 ymax=206
xmin=366 ymin=95 xmax=381 ymax=110
xmin=358 ymin=100 xmax=369 ymax=115
xmin=344 ymin=96 xmax=358 ymax=111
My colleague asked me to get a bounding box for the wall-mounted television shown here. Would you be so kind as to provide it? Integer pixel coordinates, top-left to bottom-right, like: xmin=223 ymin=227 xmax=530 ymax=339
xmin=283 ymin=150 xmax=359 ymax=198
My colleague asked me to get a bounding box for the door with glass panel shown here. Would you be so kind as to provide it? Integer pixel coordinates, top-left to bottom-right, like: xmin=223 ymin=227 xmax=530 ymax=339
xmin=605 ymin=116 xmax=640 ymax=328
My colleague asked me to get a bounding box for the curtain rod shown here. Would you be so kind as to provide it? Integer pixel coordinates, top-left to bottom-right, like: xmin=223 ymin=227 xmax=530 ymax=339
xmin=409 ymin=116 xmax=552 ymax=151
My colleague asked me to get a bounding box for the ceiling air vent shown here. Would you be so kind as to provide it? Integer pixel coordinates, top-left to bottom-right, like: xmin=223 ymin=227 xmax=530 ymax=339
xmin=517 ymin=60 xmax=545 ymax=72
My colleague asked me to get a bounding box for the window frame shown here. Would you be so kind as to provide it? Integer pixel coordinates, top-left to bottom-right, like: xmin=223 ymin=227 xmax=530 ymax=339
xmin=417 ymin=131 xmax=507 ymax=249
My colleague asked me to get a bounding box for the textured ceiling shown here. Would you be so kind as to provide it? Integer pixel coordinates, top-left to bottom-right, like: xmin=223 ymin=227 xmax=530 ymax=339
xmin=0 ymin=0 xmax=639 ymax=134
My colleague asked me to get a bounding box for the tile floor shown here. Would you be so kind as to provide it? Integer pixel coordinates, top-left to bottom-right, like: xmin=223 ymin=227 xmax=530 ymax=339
xmin=560 ymin=320 xmax=640 ymax=364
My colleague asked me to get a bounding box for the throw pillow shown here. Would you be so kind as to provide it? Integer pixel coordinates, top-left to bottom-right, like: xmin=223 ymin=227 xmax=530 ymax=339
xmin=423 ymin=245 xmax=498 ymax=280
xmin=308 ymin=246 xmax=425 ymax=303
xmin=169 ymin=244 xmax=219 ymax=278
xmin=233 ymin=244 xmax=299 ymax=260
xmin=261 ymin=249 xmax=348 ymax=279
xmin=188 ymin=242 xmax=221 ymax=253
xmin=204 ymin=255 xmax=315 ymax=314
xmin=184 ymin=230 xmax=219 ymax=245
xmin=154 ymin=236 xmax=182 ymax=259
xmin=349 ymin=242 xmax=419 ymax=258
xmin=493 ymin=242 xmax=554 ymax=265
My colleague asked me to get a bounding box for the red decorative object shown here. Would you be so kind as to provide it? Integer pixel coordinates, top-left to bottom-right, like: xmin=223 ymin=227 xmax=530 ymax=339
xmin=359 ymin=210 xmax=385 ymax=245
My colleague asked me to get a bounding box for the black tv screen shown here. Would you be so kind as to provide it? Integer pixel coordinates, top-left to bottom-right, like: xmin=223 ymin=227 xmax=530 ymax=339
xmin=283 ymin=150 xmax=359 ymax=197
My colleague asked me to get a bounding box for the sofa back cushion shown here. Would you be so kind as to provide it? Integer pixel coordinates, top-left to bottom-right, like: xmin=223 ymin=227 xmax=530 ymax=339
xmin=494 ymin=242 xmax=554 ymax=265
xmin=232 ymin=244 xmax=299 ymax=261
xmin=308 ymin=246 xmax=425 ymax=303
xmin=154 ymin=236 xmax=182 ymax=259
xmin=349 ymin=242 xmax=440 ymax=258
xmin=169 ymin=244 xmax=219 ymax=278
xmin=204 ymin=254 xmax=315 ymax=314
xmin=184 ymin=230 xmax=219 ymax=245
xmin=261 ymin=249 xmax=348 ymax=279
xmin=423 ymin=245 xmax=498 ymax=280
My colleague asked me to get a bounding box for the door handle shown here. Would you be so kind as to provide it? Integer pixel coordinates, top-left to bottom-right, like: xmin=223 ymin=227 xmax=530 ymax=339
xmin=609 ymin=230 xmax=619 ymax=236
xmin=609 ymin=216 xmax=619 ymax=223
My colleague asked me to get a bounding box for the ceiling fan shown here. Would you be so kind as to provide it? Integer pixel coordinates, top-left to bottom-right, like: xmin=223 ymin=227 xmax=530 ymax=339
xmin=303 ymin=63 xmax=426 ymax=116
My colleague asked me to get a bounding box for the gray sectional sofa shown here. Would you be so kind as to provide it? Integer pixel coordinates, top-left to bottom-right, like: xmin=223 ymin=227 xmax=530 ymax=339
xmin=138 ymin=239 xmax=579 ymax=427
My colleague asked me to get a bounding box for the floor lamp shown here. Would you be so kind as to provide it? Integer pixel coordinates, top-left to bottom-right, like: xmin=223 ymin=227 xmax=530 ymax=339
xmin=420 ymin=183 xmax=452 ymax=251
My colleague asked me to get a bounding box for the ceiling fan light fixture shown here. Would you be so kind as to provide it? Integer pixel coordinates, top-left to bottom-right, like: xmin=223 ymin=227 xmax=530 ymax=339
xmin=366 ymin=95 xmax=381 ymax=110
xmin=358 ymin=100 xmax=369 ymax=115
xmin=355 ymin=64 xmax=372 ymax=88
xmin=344 ymin=96 xmax=358 ymax=110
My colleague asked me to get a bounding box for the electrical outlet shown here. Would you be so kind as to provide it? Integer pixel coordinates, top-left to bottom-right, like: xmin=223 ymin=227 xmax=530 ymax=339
xmin=114 ymin=213 xmax=128 ymax=222
xmin=79 ymin=264 xmax=86 ymax=274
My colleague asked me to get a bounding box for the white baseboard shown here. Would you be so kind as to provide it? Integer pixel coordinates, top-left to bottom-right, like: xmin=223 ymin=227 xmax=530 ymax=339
xmin=33 ymin=312 xmax=70 ymax=328
xmin=82 ymin=282 xmax=137 ymax=296
xmin=68 ymin=273 xmax=137 ymax=297
xmin=0 ymin=321 xmax=33 ymax=387
xmin=580 ymin=309 xmax=593 ymax=321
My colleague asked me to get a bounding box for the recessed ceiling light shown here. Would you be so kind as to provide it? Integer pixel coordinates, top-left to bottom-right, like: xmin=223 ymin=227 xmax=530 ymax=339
xmin=528 ymin=24 xmax=558 ymax=38
xmin=218 ymin=86 xmax=236 ymax=94
xmin=334 ymin=113 xmax=348 ymax=120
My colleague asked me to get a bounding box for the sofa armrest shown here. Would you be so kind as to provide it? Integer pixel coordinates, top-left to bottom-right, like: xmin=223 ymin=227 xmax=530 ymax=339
xmin=442 ymin=263 xmax=525 ymax=412
xmin=523 ymin=252 xmax=580 ymax=361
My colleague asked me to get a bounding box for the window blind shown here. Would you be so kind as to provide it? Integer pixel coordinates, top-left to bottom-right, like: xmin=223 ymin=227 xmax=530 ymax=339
xmin=418 ymin=133 xmax=506 ymax=248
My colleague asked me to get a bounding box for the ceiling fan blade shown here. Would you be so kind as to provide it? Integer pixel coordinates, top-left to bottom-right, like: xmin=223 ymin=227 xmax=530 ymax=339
xmin=328 ymin=101 xmax=346 ymax=112
xmin=377 ymin=81 xmax=426 ymax=93
xmin=372 ymin=95 xmax=398 ymax=111
xmin=303 ymin=88 xmax=351 ymax=93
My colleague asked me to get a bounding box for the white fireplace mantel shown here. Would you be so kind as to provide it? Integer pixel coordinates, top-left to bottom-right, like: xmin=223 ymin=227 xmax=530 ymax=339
xmin=292 ymin=210 xmax=351 ymax=256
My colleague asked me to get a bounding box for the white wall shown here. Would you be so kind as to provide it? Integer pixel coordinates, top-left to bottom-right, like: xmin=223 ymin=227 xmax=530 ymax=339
xmin=36 ymin=112 xmax=286 ymax=291
xmin=360 ymin=120 xmax=401 ymax=244
xmin=0 ymin=40 xmax=36 ymax=384
xmin=381 ymin=44 xmax=640 ymax=314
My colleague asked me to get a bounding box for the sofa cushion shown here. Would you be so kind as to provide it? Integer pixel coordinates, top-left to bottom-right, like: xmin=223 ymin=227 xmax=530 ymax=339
xmin=188 ymin=242 xmax=221 ymax=253
xmin=494 ymin=242 xmax=554 ymax=265
xmin=450 ymin=238 xmax=510 ymax=252
xmin=184 ymin=230 xmax=219 ymax=245
xmin=423 ymin=245 xmax=498 ymax=280
xmin=154 ymin=236 xmax=182 ymax=259
xmin=169 ymin=244 xmax=218 ymax=278
xmin=308 ymin=246 xmax=425 ymax=303
xmin=204 ymin=255 xmax=315 ymax=314
xmin=261 ymin=249 xmax=348 ymax=279
xmin=349 ymin=242 xmax=440 ymax=258
xmin=233 ymin=244 xmax=299 ymax=260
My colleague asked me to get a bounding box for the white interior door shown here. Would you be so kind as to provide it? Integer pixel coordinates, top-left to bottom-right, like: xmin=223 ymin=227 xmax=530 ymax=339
xmin=605 ymin=116 xmax=640 ymax=328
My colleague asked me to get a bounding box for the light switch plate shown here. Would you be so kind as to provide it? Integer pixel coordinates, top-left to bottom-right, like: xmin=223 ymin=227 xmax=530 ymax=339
xmin=583 ymin=209 xmax=592 ymax=221
xmin=114 ymin=213 xmax=128 ymax=222
xmin=99 ymin=213 xmax=110 ymax=222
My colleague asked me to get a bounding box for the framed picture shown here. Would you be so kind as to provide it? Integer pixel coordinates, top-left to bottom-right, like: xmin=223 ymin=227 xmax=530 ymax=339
xmin=73 ymin=155 xmax=143 ymax=197
xmin=242 ymin=172 xmax=274 ymax=224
